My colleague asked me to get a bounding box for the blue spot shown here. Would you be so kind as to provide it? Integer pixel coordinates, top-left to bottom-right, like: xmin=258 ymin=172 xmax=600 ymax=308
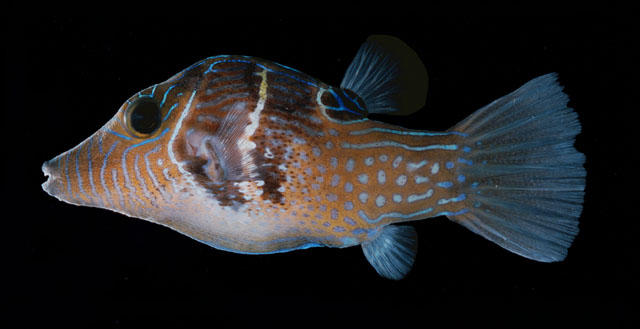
xmin=446 ymin=161 xmax=455 ymax=169
xmin=458 ymin=175 xmax=466 ymax=182
xmin=458 ymin=157 xmax=473 ymax=165
xmin=333 ymin=226 xmax=346 ymax=233
xmin=463 ymin=146 xmax=472 ymax=153
xmin=352 ymin=228 xmax=367 ymax=235
xmin=471 ymin=182 xmax=479 ymax=189
xmin=437 ymin=181 xmax=453 ymax=188
xmin=343 ymin=217 xmax=356 ymax=226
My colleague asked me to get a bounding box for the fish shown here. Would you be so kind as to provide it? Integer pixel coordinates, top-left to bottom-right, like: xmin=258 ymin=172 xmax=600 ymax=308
xmin=41 ymin=35 xmax=586 ymax=280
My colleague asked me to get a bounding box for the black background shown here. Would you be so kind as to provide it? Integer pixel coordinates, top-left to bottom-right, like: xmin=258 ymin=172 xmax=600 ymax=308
xmin=4 ymin=15 xmax=634 ymax=328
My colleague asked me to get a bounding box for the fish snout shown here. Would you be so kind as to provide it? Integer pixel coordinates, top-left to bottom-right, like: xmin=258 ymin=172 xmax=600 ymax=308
xmin=41 ymin=146 xmax=91 ymax=207
xmin=42 ymin=134 xmax=113 ymax=209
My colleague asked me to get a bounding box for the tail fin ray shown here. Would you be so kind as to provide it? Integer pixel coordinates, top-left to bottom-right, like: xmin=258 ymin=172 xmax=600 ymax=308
xmin=449 ymin=73 xmax=586 ymax=262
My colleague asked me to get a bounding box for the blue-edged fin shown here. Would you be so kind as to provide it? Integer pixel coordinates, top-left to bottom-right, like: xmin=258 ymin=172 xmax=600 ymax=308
xmin=341 ymin=35 xmax=428 ymax=115
xmin=361 ymin=225 xmax=418 ymax=280
xmin=448 ymin=73 xmax=586 ymax=262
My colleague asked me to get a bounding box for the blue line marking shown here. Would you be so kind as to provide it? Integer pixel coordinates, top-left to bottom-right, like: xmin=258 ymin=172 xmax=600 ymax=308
xmin=268 ymin=59 xmax=302 ymax=74
xmin=102 ymin=143 xmax=119 ymax=168
xmin=264 ymin=65 xmax=317 ymax=87
xmin=159 ymin=84 xmax=178 ymax=108
xmin=176 ymin=59 xmax=211 ymax=79
xmin=358 ymin=207 xmax=434 ymax=224
xmin=127 ymin=128 xmax=170 ymax=149
xmin=87 ymin=138 xmax=93 ymax=185
xmin=108 ymin=130 xmax=132 ymax=141
xmin=65 ymin=151 xmax=72 ymax=199
xmin=163 ymin=103 xmax=179 ymax=121
xmin=206 ymin=66 xmax=249 ymax=73
xmin=328 ymin=88 xmax=345 ymax=108
xmin=271 ymin=84 xmax=304 ymax=98
xmin=325 ymin=88 xmax=362 ymax=115
xmin=340 ymin=88 xmax=365 ymax=111
xmin=323 ymin=105 xmax=363 ymax=115
xmin=75 ymin=143 xmax=87 ymax=200
xmin=202 ymin=58 xmax=319 ymax=88
xmin=435 ymin=209 xmax=469 ymax=217
xmin=437 ymin=193 xmax=467 ymax=205
xmin=115 ymin=116 xmax=127 ymax=131
xmin=87 ymin=137 xmax=101 ymax=202
xmin=350 ymin=127 xmax=468 ymax=137
xmin=342 ymin=141 xmax=458 ymax=151
xmin=197 ymin=234 xmax=324 ymax=255
xmin=458 ymin=157 xmax=473 ymax=165
xmin=152 ymin=84 xmax=157 ymax=96
xmin=98 ymin=135 xmax=103 ymax=154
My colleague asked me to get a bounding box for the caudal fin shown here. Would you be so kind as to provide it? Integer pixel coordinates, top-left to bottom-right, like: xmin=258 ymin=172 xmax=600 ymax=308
xmin=449 ymin=73 xmax=586 ymax=262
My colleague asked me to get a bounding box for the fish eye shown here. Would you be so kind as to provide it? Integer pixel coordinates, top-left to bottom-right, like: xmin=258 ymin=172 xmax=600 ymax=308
xmin=126 ymin=97 xmax=161 ymax=136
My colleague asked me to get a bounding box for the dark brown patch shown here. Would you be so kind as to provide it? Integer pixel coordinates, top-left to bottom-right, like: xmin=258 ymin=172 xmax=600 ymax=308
xmin=173 ymin=56 xmax=337 ymax=208
xmin=342 ymin=88 xmax=367 ymax=110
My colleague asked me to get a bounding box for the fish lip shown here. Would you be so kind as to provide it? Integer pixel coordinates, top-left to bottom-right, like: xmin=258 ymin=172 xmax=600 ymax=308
xmin=41 ymin=161 xmax=50 ymax=178
xmin=41 ymin=160 xmax=58 ymax=196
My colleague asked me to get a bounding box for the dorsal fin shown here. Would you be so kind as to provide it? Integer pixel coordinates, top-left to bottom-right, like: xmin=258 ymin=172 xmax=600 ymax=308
xmin=340 ymin=35 xmax=428 ymax=115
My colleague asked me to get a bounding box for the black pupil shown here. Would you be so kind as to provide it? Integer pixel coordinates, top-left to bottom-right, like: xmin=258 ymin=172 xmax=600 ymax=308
xmin=129 ymin=99 xmax=160 ymax=135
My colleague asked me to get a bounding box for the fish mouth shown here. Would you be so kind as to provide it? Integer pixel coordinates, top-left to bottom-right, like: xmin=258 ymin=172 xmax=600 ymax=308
xmin=41 ymin=159 xmax=62 ymax=198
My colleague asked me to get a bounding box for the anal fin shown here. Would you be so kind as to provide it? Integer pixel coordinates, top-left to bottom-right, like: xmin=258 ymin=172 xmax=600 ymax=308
xmin=361 ymin=225 xmax=418 ymax=280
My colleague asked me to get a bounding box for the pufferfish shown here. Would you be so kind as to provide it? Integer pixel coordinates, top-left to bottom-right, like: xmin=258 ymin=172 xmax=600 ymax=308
xmin=41 ymin=35 xmax=586 ymax=280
